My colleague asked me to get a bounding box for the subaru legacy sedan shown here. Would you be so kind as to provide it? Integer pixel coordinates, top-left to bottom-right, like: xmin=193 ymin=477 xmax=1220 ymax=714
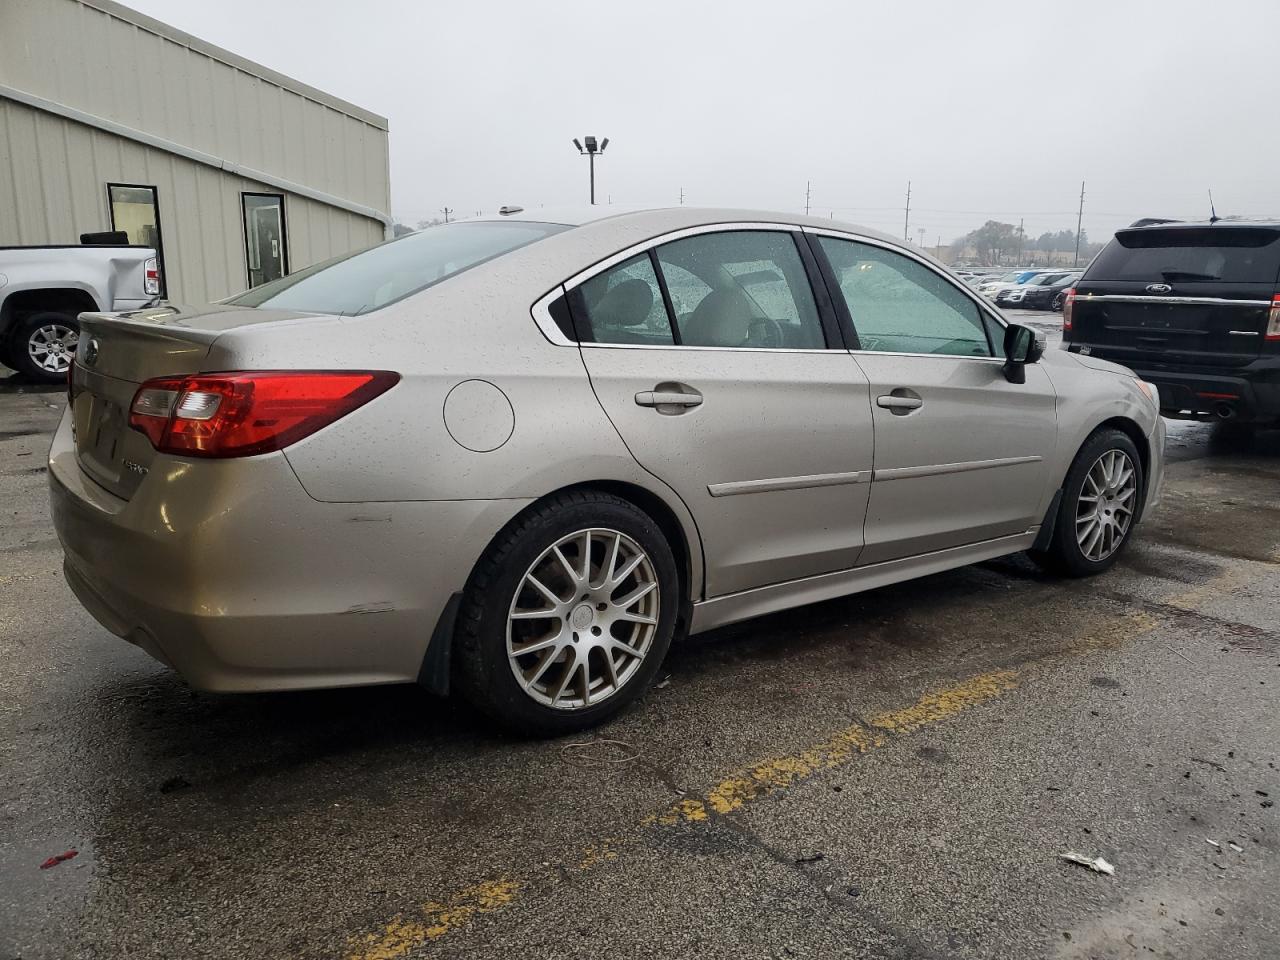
xmin=50 ymin=207 xmax=1164 ymax=735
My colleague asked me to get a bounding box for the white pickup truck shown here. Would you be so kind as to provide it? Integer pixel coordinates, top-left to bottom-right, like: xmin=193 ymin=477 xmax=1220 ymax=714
xmin=0 ymin=244 xmax=161 ymax=383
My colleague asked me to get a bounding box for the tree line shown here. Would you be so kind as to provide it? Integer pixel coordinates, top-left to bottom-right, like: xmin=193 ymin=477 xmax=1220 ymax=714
xmin=951 ymin=220 xmax=1105 ymax=266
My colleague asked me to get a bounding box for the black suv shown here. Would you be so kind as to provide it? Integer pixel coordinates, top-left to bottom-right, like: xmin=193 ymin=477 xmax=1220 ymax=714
xmin=1065 ymin=220 xmax=1280 ymax=426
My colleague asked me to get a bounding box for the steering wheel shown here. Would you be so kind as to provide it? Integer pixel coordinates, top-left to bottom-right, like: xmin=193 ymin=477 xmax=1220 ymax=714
xmin=744 ymin=317 xmax=784 ymax=348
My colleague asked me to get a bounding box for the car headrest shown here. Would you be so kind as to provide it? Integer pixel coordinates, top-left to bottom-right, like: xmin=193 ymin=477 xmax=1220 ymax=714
xmin=593 ymin=278 xmax=654 ymax=329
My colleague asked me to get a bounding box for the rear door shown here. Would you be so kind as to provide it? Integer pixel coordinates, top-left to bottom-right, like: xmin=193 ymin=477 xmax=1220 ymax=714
xmin=811 ymin=232 xmax=1058 ymax=565
xmin=1069 ymin=225 xmax=1280 ymax=369
xmin=571 ymin=226 xmax=875 ymax=598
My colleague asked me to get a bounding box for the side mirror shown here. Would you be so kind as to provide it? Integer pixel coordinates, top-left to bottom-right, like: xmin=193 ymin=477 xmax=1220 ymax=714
xmin=1002 ymin=323 xmax=1039 ymax=383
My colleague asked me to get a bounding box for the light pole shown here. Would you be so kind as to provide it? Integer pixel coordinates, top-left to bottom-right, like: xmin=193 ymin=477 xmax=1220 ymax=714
xmin=572 ymin=136 xmax=609 ymax=204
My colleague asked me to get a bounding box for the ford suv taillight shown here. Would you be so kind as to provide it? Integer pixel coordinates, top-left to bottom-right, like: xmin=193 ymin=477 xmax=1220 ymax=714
xmin=1268 ymin=295 xmax=1280 ymax=341
xmin=143 ymin=257 xmax=162 ymax=297
xmin=128 ymin=371 xmax=399 ymax=458
xmin=1062 ymin=288 xmax=1076 ymax=332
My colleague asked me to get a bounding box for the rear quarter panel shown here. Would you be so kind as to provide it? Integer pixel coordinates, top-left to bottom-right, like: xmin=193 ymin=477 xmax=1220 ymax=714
xmin=205 ymin=253 xmax=706 ymax=594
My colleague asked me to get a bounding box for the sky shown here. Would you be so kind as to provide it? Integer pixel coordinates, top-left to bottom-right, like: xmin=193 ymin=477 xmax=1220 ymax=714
xmin=127 ymin=0 xmax=1280 ymax=245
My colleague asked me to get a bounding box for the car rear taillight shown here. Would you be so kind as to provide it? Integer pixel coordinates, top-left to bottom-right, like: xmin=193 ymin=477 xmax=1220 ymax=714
xmin=1268 ymin=295 xmax=1280 ymax=341
xmin=144 ymin=257 xmax=161 ymax=297
xmin=128 ymin=371 xmax=399 ymax=458
xmin=1062 ymin=288 xmax=1076 ymax=332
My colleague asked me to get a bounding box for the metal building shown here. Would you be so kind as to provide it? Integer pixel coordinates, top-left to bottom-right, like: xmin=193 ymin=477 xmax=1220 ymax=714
xmin=0 ymin=0 xmax=391 ymax=303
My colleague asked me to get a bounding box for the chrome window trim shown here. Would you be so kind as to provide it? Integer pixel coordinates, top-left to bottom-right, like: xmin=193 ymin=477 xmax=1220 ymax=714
xmin=531 ymin=286 xmax=573 ymax=346
xmin=545 ymin=220 xmax=839 ymax=353
xmin=1074 ymin=294 xmax=1273 ymax=308
xmin=563 ymin=221 xmax=803 ymax=290
xmin=800 ymin=225 xmax=1011 ymax=350
xmin=849 ymin=348 xmax=1005 ymax=364
xmin=580 ymin=342 xmax=834 ymax=355
xmin=707 ymin=469 xmax=871 ymax=498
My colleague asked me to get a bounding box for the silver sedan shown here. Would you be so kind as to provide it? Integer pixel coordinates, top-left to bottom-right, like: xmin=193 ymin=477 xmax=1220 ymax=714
xmin=50 ymin=207 xmax=1164 ymax=734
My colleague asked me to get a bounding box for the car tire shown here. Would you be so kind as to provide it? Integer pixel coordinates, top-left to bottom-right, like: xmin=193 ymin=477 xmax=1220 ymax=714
xmin=9 ymin=311 xmax=80 ymax=383
xmin=1051 ymin=292 xmax=1065 ymax=312
xmin=453 ymin=490 xmax=680 ymax=736
xmin=1031 ymin=428 xmax=1144 ymax=578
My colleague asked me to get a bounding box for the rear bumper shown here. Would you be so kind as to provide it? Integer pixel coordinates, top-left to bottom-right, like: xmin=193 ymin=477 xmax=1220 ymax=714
xmin=1131 ymin=366 xmax=1279 ymax=423
xmin=47 ymin=408 xmax=529 ymax=692
xmin=1069 ymin=349 xmax=1280 ymax=423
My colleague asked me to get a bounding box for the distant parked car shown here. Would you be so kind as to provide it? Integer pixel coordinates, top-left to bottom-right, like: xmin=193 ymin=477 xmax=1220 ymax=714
xmin=1020 ymin=273 xmax=1081 ymax=311
xmin=51 ymin=206 xmax=1165 ymax=734
xmin=0 ymin=242 xmax=161 ymax=382
xmin=977 ymin=270 xmax=1048 ymax=299
xmin=997 ymin=272 xmax=1079 ymax=309
xmin=1065 ymin=219 xmax=1280 ymax=429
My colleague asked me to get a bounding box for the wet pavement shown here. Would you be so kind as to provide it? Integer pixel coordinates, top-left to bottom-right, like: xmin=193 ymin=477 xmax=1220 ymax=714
xmin=2 ymin=327 xmax=1278 ymax=959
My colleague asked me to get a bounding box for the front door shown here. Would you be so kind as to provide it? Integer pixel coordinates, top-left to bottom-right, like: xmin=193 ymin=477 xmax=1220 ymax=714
xmin=572 ymin=228 xmax=875 ymax=598
xmin=813 ymin=233 xmax=1059 ymax=565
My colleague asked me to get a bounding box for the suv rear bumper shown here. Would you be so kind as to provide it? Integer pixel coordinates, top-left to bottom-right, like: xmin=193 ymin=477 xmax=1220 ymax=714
xmin=1071 ymin=351 xmax=1280 ymax=423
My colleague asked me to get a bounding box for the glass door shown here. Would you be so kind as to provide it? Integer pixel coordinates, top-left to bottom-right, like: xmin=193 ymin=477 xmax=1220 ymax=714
xmin=242 ymin=193 xmax=288 ymax=288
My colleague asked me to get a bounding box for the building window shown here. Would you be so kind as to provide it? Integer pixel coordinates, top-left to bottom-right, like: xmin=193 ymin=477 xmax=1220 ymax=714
xmin=107 ymin=183 xmax=165 ymax=296
xmin=242 ymin=193 xmax=288 ymax=288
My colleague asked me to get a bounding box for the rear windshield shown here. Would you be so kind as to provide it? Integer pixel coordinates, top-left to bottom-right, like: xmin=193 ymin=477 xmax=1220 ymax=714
xmin=1087 ymin=227 xmax=1280 ymax=283
xmin=226 ymin=221 xmax=570 ymax=315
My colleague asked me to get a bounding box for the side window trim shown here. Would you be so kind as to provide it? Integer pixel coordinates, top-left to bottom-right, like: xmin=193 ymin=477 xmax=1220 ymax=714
xmin=804 ymin=226 xmax=1006 ymax=361
xmin=551 ymin=222 xmax=837 ymax=352
xmin=800 ymin=230 xmax=859 ymax=351
xmin=648 ymin=248 xmax=683 ymax=345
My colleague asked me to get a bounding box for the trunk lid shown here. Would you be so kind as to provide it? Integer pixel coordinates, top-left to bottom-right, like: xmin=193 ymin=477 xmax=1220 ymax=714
xmin=70 ymin=303 xmax=316 ymax=500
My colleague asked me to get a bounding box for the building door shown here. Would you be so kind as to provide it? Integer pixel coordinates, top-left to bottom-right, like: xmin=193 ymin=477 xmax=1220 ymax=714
xmin=107 ymin=183 xmax=166 ymax=296
xmin=242 ymin=193 xmax=288 ymax=288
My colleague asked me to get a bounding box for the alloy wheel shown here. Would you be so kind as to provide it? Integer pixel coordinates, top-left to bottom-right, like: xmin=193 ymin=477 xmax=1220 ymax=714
xmin=506 ymin=527 xmax=660 ymax=710
xmin=1076 ymin=449 xmax=1137 ymax=562
xmin=27 ymin=323 xmax=79 ymax=374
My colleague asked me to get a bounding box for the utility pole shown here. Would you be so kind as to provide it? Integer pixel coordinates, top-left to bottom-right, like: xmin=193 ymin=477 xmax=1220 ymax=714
xmin=805 ymin=180 xmax=811 ymax=217
xmin=1017 ymin=217 xmax=1025 ymax=263
xmin=572 ymin=136 xmax=609 ymax=204
xmin=903 ymin=181 xmax=912 ymax=242
xmin=441 ymin=207 xmax=453 ymax=223
xmin=679 ymin=186 xmax=684 ymax=206
xmin=1073 ymin=180 xmax=1086 ymax=267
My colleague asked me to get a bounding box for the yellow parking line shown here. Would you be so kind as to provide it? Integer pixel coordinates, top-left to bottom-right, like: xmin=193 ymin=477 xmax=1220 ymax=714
xmin=345 ymin=669 xmax=1018 ymax=960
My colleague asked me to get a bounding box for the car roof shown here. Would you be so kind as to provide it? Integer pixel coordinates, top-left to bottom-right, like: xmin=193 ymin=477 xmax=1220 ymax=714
xmin=464 ymin=204 xmax=908 ymax=249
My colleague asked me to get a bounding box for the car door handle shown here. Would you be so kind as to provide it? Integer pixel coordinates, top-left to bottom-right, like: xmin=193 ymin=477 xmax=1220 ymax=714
xmin=635 ymin=391 xmax=703 ymax=408
xmin=876 ymin=395 xmax=922 ymax=411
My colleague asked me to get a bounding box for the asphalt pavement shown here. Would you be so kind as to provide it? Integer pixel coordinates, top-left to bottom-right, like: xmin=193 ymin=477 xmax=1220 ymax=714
xmin=2 ymin=317 xmax=1278 ymax=960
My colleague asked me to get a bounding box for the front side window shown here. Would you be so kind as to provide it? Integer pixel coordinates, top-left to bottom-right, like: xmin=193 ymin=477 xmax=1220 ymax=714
xmin=655 ymin=231 xmax=825 ymax=348
xmin=242 ymin=193 xmax=288 ymax=288
xmin=227 ymin=220 xmax=569 ymax=314
xmin=107 ymin=183 xmax=165 ymax=295
xmin=570 ymin=253 xmax=674 ymax=345
xmin=819 ymin=237 xmax=992 ymax=357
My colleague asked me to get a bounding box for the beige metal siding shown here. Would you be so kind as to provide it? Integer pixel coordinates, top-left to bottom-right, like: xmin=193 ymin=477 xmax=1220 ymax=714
xmin=0 ymin=97 xmax=383 ymax=303
xmin=0 ymin=0 xmax=390 ymax=214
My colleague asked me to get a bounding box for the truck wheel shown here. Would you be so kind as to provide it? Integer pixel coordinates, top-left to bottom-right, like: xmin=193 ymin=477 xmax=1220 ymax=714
xmin=10 ymin=312 xmax=80 ymax=383
xmin=1031 ymin=429 xmax=1144 ymax=577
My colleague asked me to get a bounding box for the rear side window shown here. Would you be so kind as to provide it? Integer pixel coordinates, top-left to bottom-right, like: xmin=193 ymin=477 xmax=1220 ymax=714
xmin=570 ymin=254 xmax=674 ymax=345
xmin=655 ymin=231 xmax=826 ymax=348
xmin=226 ymin=221 xmax=569 ymax=315
xmin=1087 ymin=227 xmax=1280 ymax=283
